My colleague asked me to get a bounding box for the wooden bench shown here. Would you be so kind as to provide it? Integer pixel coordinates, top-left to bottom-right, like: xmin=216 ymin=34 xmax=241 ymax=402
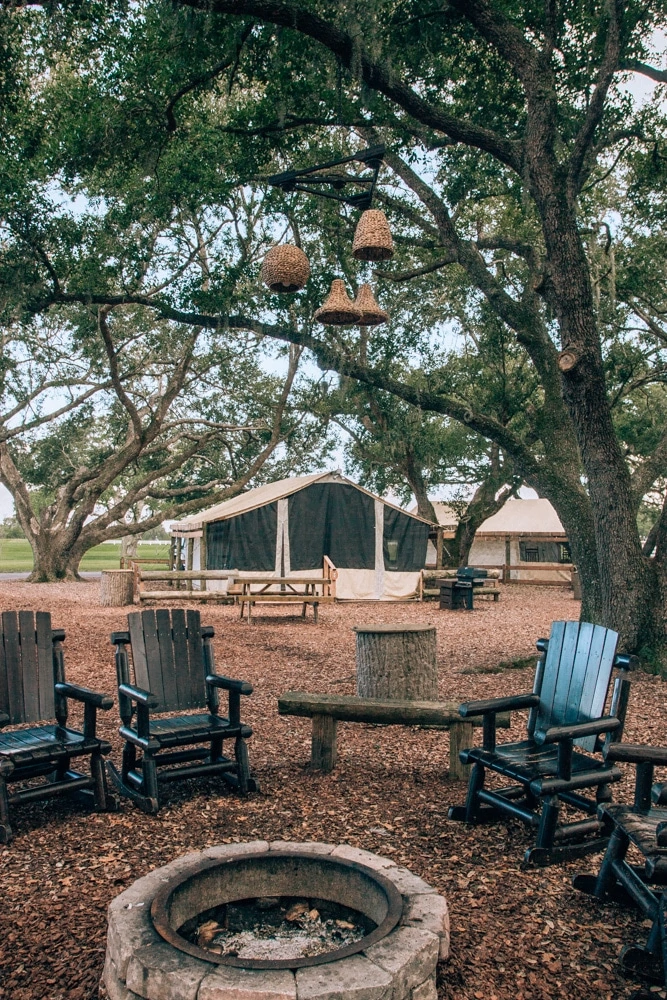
xmin=278 ymin=691 xmax=510 ymax=780
xmin=133 ymin=568 xmax=238 ymax=603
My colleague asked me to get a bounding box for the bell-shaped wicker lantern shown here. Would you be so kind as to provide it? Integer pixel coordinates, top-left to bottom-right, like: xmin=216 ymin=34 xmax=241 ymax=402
xmin=314 ymin=279 xmax=362 ymax=325
xmin=352 ymin=209 xmax=394 ymax=261
xmin=354 ymin=283 xmax=388 ymax=326
xmin=261 ymin=244 xmax=310 ymax=293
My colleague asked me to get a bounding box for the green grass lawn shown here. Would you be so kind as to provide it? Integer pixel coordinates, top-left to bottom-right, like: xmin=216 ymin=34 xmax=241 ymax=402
xmin=0 ymin=539 xmax=171 ymax=573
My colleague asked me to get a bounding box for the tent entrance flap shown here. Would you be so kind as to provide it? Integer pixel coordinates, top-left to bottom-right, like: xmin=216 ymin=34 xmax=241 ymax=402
xmin=288 ymin=483 xmax=375 ymax=570
xmin=383 ymin=507 xmax=430 ymax=572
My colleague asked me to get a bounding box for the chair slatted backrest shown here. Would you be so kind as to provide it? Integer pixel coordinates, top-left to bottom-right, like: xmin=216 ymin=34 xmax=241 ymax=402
xmin=535 ymin=620 xmax=619 ymax=750
xmin=127 ymin=609 xmax=207 ymax=712
xmin=0 ymin=611 xmax=55 ymax=724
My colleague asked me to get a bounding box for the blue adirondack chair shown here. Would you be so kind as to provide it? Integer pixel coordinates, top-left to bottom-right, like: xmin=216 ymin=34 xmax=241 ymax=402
xmin=448 ymin=620 xmax=637 ymax=864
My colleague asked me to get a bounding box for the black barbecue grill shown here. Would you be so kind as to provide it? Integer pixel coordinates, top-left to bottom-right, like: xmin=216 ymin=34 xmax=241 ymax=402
xmin=438 ymin=568 xmax=489 ymax=610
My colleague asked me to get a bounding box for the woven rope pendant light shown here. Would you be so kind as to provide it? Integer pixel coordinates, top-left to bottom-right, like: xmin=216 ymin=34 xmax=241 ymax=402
xmin=261 ymin=245 xmax=310 ymax=292
xmin=352 ymin=209 xmax=394 ymax=261
xmin=314 ymin=279 xmax=362 ymax=325
xmin=354 ymin=283 xmax=388 ymax=325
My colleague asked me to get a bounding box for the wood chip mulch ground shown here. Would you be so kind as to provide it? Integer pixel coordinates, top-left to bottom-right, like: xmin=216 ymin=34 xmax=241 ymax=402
xmin=0 ymin=581 xmax=664 ymax=1000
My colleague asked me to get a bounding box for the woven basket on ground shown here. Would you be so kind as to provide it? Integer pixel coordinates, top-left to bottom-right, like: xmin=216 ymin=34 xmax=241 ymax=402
xmin=352 ymin=209 xmax=394 ymax=261
xmin=354 ymin=283 xmax=388 ymax=325
xmin=314 ymin=279 xmax=362 ymax=325
xmin=261 ymin=244 xmax=310 ymax=292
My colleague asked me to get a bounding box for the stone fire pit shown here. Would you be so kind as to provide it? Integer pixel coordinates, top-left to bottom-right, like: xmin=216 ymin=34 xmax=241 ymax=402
xmin=103 ymin=841 xmax=449 ymax=1000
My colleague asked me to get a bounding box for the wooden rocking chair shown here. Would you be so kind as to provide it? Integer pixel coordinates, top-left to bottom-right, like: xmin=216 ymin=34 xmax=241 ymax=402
xmin=448 ymin=621 xmax=636 ymax=865
xmin=573 ymin=740 xmax=667 ymax=994
xmin=0 ymin=611 xmax=116 ymax=843
xmin=108 ymin=609 xmax=256 ymax=814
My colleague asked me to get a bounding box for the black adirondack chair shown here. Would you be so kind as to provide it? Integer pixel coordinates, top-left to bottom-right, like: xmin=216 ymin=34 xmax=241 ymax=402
xmin=0 ymin=610 xmax=115 ymax=843
xmin=108 ymin=608 xmax=256 ymax=814
xmin=573 ymin=740 xmax=667 ymax=993
xmin=448 ymin=620 xmax=637 ymax=864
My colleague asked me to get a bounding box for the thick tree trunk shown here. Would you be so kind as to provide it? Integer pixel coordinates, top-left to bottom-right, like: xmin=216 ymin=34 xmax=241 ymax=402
xmin=524 ymin=130 xmax=660 ymax=656
xmin=27 ymin=534 xmax=83 ymax=582
xmin=448 ymin=481 xmax=515 ymax=568
xmin=404 ymin=456 xmax=437 ymax=523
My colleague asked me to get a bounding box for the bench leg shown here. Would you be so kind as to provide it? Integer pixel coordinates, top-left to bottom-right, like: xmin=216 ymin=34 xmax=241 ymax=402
xmin=449 ymin=721 xmax=474 ymax=780
xmin=311 ymin=714 xmax=337 ymax=772
xmin=313 ymin=602 xmax=319 ymax=624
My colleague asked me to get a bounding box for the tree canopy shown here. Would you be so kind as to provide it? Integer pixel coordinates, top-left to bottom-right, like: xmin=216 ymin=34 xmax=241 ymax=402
xmin=3 ymin=1 xmax=667 ymax=658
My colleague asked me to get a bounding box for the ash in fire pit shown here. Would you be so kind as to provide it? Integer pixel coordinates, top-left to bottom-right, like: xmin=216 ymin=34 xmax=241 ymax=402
xmin=184 ymin=896 xmax=371 ymax=961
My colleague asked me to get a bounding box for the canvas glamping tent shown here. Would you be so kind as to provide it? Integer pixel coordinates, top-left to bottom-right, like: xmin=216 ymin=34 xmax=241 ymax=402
xmin=170 ymin=471 xmax=434 ymax=600
xmin=422 ymin=497 xmax=572 ymax=584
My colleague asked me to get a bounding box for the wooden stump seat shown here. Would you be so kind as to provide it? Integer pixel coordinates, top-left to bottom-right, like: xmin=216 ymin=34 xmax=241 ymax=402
xmin=277 ymin=691 xmax=510 ymax=780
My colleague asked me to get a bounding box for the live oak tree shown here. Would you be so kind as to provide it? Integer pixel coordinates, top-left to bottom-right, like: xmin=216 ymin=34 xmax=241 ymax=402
xmin=0 ymin=302 xmax=321 ymax=580
xmin=4 ymin=2 xmax=667 ymax=660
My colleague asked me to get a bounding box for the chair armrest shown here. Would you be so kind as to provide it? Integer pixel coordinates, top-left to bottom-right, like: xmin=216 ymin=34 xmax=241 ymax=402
xmin=0 ymin=758 xmax=13 ymax=777
xmin=55 ymin=682 xmax=114 ymax=711
xmin=206 ymin=674 xmax=253 ymax=696
xmin=459 ymin=693 xmax=539 ymax=718
xmin=118 ymin=683 xmax=158 ymax=708
xmin=111 ymin=631 xmax=130 ymax=646
xmin=0 ymin=711 xmax=9 ymax=727
xmin=202 ymin=625 xmax=215 ymax=639
xmin=613 ymin=653 xmax=640 ymax=671
xmin=535 ymin=715 xmax=621 ymax=745
xmin=604 ymin=742 xmax=667 ymax=765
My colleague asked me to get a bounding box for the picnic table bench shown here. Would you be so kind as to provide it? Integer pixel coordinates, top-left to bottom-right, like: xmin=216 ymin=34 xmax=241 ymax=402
xmin=278 ymin=691 xmax=510 ymax=780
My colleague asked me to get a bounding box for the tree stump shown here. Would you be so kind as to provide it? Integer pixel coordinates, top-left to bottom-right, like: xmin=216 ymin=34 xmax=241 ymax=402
xmin=100 ymin=569 xmax=135 ymax=607
xmin=355 ymin=624 xmax=438 ymax=700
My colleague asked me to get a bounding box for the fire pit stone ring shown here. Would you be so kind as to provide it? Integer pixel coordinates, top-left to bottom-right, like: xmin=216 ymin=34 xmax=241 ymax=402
xmin=102 ymin=841 xmax=449 ymax=1000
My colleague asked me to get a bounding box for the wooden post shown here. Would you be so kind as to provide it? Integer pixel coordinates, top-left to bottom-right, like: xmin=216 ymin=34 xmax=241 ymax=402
xmin=435 ymin=527 xmax=444 ymax=570
xmin=311 ymin=714 xmax=338 ymax=772
xmin=200 ymin=526 xmax=207 ymax=592
xmin=503 ymin=535 xmax=511 ymax=583
xmin=186 ymin=537 xmax=194 ymax=592
xmin=355 ymin=624 xmax=438 ymax=700
xmin=449 ymin=720 xmax=474 ymax=780
xmin=100 ymin=570 xmax=135 ymax=607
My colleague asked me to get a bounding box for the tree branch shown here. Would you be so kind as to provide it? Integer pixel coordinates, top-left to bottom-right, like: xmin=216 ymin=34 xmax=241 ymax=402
xmin=174 ymin=0 xmax=523 ymax=170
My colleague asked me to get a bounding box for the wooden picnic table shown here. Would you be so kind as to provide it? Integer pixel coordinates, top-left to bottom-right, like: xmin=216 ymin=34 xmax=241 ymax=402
xmin=234 ymin=576 xmax=334 ymax=623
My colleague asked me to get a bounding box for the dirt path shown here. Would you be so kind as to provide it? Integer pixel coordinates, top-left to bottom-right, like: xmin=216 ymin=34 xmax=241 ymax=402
xmin=0 ymin=581 xmax=663 ymax=1000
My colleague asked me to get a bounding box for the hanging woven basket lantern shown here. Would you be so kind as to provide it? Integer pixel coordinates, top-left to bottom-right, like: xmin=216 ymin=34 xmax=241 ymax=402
xmin=314 ymin=279 xmax=362 ymax=325
xmin=261 ymin=244 xmax=310 ymax=293
xmin=353 ymin=283 xmax=389 ymax=326
xmin=352 ymin=209 xmax=394 ymax=261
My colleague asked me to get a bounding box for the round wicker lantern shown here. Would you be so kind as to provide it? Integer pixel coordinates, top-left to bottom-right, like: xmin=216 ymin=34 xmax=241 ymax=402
xmin=352 ymin=209 xmax=394 ymax=261
xmin=261 ymin=245 xmax=310 ymax=293
xmin=354 ymin=283 xmax=388 ymax=326
xmin=314 ymin=279 xmax=362 ymax=325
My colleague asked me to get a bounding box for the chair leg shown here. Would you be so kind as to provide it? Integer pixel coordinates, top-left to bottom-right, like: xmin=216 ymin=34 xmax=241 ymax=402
xmin=536 ymin=794 xmax=560 ymax=850
xmin=594 ymin=826 xmax=630 ymax=899
xmin=142 ymin=754 xmax=160 ymax=809
xmin=449 ymin=761 xmax=486 ymax=823
xmin=0 ymin=772 xmax=12 ymax=844
xmin=90 ymin=750 xmax=116 ymax=811
xmin=121 ymin=742 xmax=136 ymax=783
xmin=235 ymin=737 xmax=250 ymax=795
